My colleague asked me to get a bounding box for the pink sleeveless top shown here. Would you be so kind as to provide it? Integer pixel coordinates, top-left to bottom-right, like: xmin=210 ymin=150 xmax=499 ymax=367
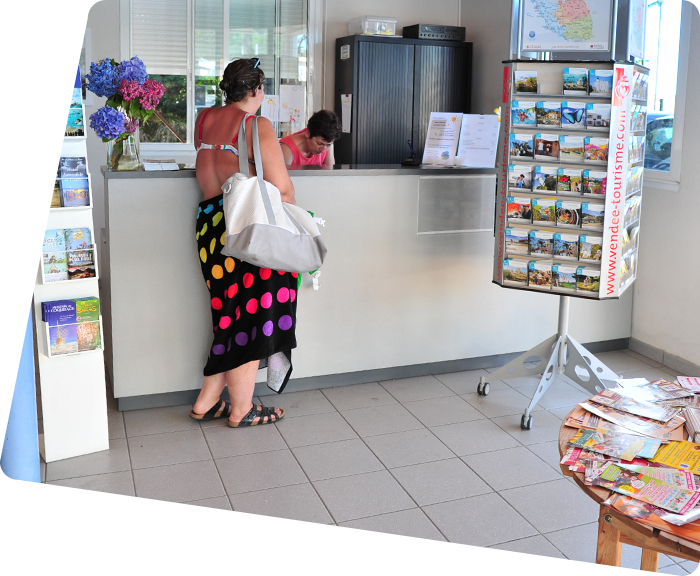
xmin=279 ymin=130 xmax=327 ymax=166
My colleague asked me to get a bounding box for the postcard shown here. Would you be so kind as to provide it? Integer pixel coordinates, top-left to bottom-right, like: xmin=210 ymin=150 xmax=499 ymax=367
xmin=563 ymin=68 xmax=588 ymax=95
xmin=561 ymin=101 xmax=586 ymax=129
xmin=557 ymin=168 xmax=582 ymax=194
xmin=590 ymin=389 xmax=682 ymax=423
xmin=528 ymin=260 xmax=552 ymax=289
xmin=533 ymin=166 xmax=558 ymax=192
xmin=531 ymin=199 xmax=556 ymax=225
xmin=511 ymin=101 xmax=536 ymax=126
xmin=583 ymin=170 xmax=607 ymax=196
xmin=505 ymin=228 xmax=530 ymax=255
xmin=510 ymin=133 xmax=534 ymax=158
xmin=534 ymin=133 xmax=560 ymax=160
xmin=581 ymin=203 xmax=605 ymax=229
xmin=508 ymin=164 xmax=533 ymax=189
xmin=589 ymin=69 xmax=614 ymax=95
xmin=514 ymin=70 xmax=538 ymax=93
xmin=586 ymin=103 xmax=612 ymax=128
xmin=536 ymin=101 xmax=561 ymax=127
xmin=507 ymin=196 xmax=532 ymax=223
xmin=503 ymin=258 xmax=529 ymax=285
xmin=552 ymin=263 xmax=578 ymax=291
xmin=584 ymin=137 xmax=609 ymax=162
xmin=553 ymin=232 xmax=579 ymax=260
xmin=559 ymin=136 xmax=585 ymax=161
xmin=555 ymin=200 xmax=582 ymax=227
xmin=529 ymin=229 xmax=554 ymax=255
xmin=576 ymin=266 xmax=601 ymax=293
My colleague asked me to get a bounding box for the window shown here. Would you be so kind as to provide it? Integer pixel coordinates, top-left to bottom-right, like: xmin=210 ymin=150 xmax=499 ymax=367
xmin=642 ymin=0 xmax=691 ymax=185
xmin=123 ymin=0 xmax=312 ymax=147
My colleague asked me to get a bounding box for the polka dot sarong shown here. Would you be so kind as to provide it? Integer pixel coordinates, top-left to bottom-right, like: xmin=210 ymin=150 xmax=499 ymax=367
xmin=196 ymin=193 xmax=297 ymax=393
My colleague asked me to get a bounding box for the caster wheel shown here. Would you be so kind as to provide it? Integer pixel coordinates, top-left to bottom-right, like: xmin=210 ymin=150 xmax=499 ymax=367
xmin=476 ymin=382 xmax=483 ymax=395
xmin=520 ymin=414 xmax=533 ymax=430
xmin=482 ymin=382 xmax=490 ymax=396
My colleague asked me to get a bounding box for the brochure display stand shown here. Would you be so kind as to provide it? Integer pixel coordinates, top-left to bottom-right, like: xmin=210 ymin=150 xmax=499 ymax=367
xmin=33 ymin=69 xmax=109 ymax=462
xmin=480 ymin=60 xmax=650 ymax=429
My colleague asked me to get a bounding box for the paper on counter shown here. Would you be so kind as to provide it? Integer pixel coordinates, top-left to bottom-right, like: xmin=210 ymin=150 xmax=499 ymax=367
xmin=454 ymin=114 xmax=500 ymax=167
xmin=341 ymin=94 xmax=352 ymax=133
xmin=422 ymin=112 xmax=463 ymax=165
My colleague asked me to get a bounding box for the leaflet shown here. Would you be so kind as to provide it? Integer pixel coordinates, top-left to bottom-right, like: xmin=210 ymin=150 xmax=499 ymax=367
xmin=568 ymin=427 xmax=661 ymax=461
xmin=678 ymin=376 xmax=700 ymax=393
xmin=454 ymin=114 xmax=500 ymax=168
xmin=422 ymin=112 xmax=463 ymax=165
xmin=651 ymin=440 xmax=700 ymax=474
xmin=579 ymin=401 xmax=686 ymax=440
xmin=561 ymin=446 xmax=648 ymax=473
xmin=614 ymin=380 xmax=694 ymax=403
xmin=616 ymin=464 xmax=696 ymax=490
xmin=589 ymin=389 xmax=681 ymax=423
xmin=608 ymin=494 xmax=700 ymax=536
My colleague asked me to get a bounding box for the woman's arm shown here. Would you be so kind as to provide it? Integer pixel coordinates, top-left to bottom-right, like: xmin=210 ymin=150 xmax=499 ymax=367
xmin=254 ymin=117 xmax=296 ymax=204
xmin=280 ymin=142 xmax=294 ymax=166
xmin=324 ymin=142 xmax=335 ymax=168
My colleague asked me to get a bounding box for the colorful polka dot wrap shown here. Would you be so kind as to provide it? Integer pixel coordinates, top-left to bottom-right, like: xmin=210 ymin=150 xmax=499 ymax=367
xmin=196 ymin=194 xmax=297 ymax=393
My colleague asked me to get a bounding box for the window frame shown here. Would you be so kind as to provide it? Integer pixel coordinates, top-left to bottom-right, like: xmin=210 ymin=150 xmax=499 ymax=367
xmin=119 ymin=0 xmax=323 ymax=155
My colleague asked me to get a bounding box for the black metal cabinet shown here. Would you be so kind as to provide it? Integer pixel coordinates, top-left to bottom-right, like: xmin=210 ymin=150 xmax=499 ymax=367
xmin=335 ymin=35 xmax=472 ymax=164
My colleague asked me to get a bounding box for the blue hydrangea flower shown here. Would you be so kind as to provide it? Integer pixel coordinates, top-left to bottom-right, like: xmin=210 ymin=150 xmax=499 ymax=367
xmin=118 ymin=56 xmax=148 ymax=84
xmin=85 ymin=58 xmax=122 ymax=97
xmin=89 ymin=106 xmax=126 ymax=140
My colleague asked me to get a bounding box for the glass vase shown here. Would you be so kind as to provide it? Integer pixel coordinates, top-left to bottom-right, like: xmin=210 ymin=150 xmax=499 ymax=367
xmin=107 ymin=126 xmax=141 ymax=170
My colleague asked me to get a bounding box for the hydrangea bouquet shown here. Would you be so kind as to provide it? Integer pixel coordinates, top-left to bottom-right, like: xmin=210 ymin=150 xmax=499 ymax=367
xmin=86 ymin=56 xmax=165 ymax=169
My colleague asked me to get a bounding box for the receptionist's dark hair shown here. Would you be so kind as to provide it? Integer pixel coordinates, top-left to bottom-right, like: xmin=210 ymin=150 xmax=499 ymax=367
xmin=307 ymin=110 xmax=342 ymax=143
xmin=220 ymin=58 xmax=265 ymax=103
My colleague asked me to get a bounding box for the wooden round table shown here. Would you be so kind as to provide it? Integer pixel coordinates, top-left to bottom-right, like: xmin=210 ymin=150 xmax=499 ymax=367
xmin=558 ymin=409 xmax=700 ymax=571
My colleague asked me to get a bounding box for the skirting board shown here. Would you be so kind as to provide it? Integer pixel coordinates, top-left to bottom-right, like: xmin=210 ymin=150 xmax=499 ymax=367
xmin=116 ymin=337 xmax=629 ymax=411
xmin=629 ymin=337 xmax=700 ymax=378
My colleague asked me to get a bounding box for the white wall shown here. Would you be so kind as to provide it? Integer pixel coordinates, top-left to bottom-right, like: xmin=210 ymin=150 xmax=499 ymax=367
xmin=630 ymin=5 xmax=700 ymax=368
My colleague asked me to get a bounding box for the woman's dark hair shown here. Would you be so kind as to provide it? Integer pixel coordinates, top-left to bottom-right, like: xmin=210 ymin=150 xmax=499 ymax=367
xmin=307 ymin=110 xmax=342 ymax=143
xmin=220 ymin=58 xmax=265 ymax=103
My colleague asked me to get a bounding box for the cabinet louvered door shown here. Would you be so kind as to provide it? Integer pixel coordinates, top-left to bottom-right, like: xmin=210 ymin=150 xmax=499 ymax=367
xmin=356 ymin=42 xmax=415 ymax=164
xmin=414 ymin=45 xmax=472 ymax=160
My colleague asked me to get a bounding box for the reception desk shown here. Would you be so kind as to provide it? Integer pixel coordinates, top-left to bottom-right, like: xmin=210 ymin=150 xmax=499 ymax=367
xmin=101 ymin=165 xmax=632 ymax=410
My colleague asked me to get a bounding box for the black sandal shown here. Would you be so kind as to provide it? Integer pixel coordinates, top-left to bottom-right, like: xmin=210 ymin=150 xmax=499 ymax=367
xmin=189 ymin=399 xmax=232 ymax=421
xmin=227 ymin=404 xmax=285 ymax=428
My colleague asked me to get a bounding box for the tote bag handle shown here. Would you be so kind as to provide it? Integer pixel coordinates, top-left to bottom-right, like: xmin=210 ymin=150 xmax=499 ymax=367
xmin=237 ymin=114 xmax=276 ymax=226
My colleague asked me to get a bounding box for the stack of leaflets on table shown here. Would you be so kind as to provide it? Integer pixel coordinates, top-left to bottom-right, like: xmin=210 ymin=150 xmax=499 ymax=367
xmin=512 ymin=101 xmax=536 ymax=126
xmin=502 ymin=258 xmax=529 ymax=286
xmin=514 ymin=71 xmax=538 ymax=93
xmin=559 ymin=136 xmax=584 ymax=161
xmin=576 ymin=266 xmax=601 ymax=293
xmin=533 ymin=166 xmax=558 ymax=191
xmin=534 ymin=133 xmax=559 ymax=160
xmin=527 ymin=260 xmax=552 ymax=289
xmin=29 ymin=160 xmax=61 ymax=210
xmin=510 ymin=133 xmax=534 ymax=158
xmin=678 ymin=377 xmax=700 ymax=393
xmin=536 ymin=102 xmax=561 ymax=127
xmin=552 ymin=263 xmax=578 ymax=291
xmin=652 ymin=440 xmax=700 ymax=474
xmin=582 ymin=170 xmax=606 ymax=196
xmin=586 ymin=103 xmax=612 ymax=128
xmin=557 ymin=169 xmax=582 ymax=194
xmin=531 ymin=199 xmax=556 ymax=225
xmin=568 ymin=427 xmax=661 ymax=460
xmin=578 ymin=400 xmax=686 ymax=440
xmin=561 ymin=101 xmax=586 ymax=129
xmin=507 ymin=197 xmax=532 ymax=223
xmin=508 ymin=164 xmax=533 ymax=189
xmin=563 ymin=68 xmax=588 ymax=95
xmin=682 ymin=408 xmax=700 ymax=444
xmin=581 ymin=203 xmax=604 ymax=229
xmin=589 ymin=70 xmax=614 ymax=96
xmin=505 ymin=228 xmax=530 ymax=255
xmin=592 ymin=462 xmax=700 ymax=514
xmin=579 ymin=235 xmax=602 ymax=261
xmin=584 ymin=137 xmax=609 ymax=162
xmin=589 ymin=389 xmax=682 ymax=423
xmin=553 ymin=232 xmax=579 ymax=259
xmin=615 ymin=380 xmax=694 ymax=403
xmin=659 ymin=396 xmax=700 ymax=410
xmin=555 ymin=201 xmax=582 ymax=227
xmin=529 ymin=229 xmax=554 ymax=255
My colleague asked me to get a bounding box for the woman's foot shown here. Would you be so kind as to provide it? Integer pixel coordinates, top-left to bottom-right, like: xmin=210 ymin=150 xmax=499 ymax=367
xmin=228 ymin=403 xmax=284 ymax=427
xmin=190 ymin=398 xmax=232 ymax=421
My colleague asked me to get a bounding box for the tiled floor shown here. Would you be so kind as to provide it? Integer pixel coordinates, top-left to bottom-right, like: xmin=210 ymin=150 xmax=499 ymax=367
xmin=37 ymin=349 xmax=699 ymax=573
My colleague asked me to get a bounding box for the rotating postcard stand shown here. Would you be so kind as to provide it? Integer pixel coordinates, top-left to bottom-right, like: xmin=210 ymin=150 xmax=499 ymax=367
xmin=476 ymin=296 xmax=618 ymax=429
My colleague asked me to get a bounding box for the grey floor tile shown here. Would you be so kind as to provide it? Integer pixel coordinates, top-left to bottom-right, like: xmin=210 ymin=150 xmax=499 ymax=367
xmin=462 ymin=446 xmax=561 ymax=490
xmin=526 ymin=440 xmax=568 ymax=474
xmin=313 ymin=470 xmax=415 ymax=523
xmin=203 ymin=422 xmax=286 ymax=459
xmin=257 ymin=389 xmax=336 ymax=418
xmin=463 ymin=536 xmax=581 ymax=576
xmin=133 ymin=460 xmax=225 ymax=503
xmin=231 ymin=483 xmax=333 ymax=524
xmin=41 ymin=511 xmax=146 ymax=566
xmin=434 ymin=369 xmax=510 ymax=395
xmin=44 ymin=472 xmax=137 ymax=522
xmin=321 ymin=382 xmax=397 ymax=411
xmin=216 ymin=449 xmax=307 ymax=495
xmin=596 ymin=350 xmax=654 ymax=373
xmin=141 ymin=497 xmax=243 ymax=557
xmin=45 ymin=438 xmax=131 ymax=482
xmin=340 ymin=403 xmax=424 ymax=438
xmin=0 ymin=484 xmax=44 ymax=530
xmin=622 ymin=348 xmax=664 ymax=368
xmin=500 ymin=479 xmax=599 ymax=533
xmin=372 ymin=556 xmax=476 ymax=576
xmin=339 ymin=509 xmax=454 ymax=572
xmin=276 ymin=411 xmax=357 ymax=448
xmin=402 ymin=395 xmax=485 ymax=427
xmin=547 ymin=406 xmax=581 ymax=421
xmin=379 ymin=375 xmax=455 ymax=403
xmin=0 ymin=526 xmax=41 ymax=564
xmin=292 ymin=439 xmax=384 ymax=481
xmin=363 ymin=428 xmax=454 ymax=469
xmin=248 ymin=525 xmax=365 ymax=576
xmin=545 ymin=522 xmax=674 ymax=576
xmin=423 ymin=493 xmax=537 ymax=547
xmin=148 ymin=542 xmax=258 ymax=576
xmin=128 ymin=429 xmax=211 ymax=470
xmin=108 ymin=411 xmax=125 ymax=440
xmin=490 ymin=410 xmax=565 ymax=446
xmin=462 ymin=387 xmax=542 ymax=419
xmin=123 ymin=405 xmax=200 ymax=437
xmin=429 ymin=419 xmax=520 ymax=457
xmin=515 ymin=380 xmax=590 ymax=411
xmin=391 ymin=458 xmax=492 ymax=506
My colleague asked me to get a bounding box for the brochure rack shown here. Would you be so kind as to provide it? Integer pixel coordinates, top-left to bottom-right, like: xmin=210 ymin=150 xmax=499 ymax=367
xmin=480 ymin=60 xmax=649 ymax=429
xmin=33 ymin=70 xmax=109 ymax=462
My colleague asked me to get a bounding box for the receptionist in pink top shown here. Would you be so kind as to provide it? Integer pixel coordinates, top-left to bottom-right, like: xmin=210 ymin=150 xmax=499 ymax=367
xmin=280 ymin=110 xmax=342 ymax=168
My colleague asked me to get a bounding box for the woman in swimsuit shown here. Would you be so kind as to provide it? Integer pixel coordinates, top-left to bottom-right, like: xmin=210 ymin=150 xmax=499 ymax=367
xmin=190 ymin=58 xmax=297 ymax=427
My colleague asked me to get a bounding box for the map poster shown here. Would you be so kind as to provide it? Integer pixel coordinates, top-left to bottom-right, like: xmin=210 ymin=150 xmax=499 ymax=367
xmin=521 ymin=0 xmax=613 ymax=52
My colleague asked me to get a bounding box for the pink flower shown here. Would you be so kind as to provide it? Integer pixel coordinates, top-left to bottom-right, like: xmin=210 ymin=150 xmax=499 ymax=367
xmin=138 ymin=79 xmax=165 ymax=110
xmin=124 ymin=117 xmax=140 ymax=134
xmin=118 ymin=79 xmax=144 ymax=101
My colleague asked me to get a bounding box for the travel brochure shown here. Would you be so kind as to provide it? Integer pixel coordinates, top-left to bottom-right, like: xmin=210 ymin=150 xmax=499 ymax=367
xmin=533 ymin=166 xmax=558 ymax=192
xmin=552 ymin=263 xmax=577 ymax=291
xmin=532 ymin=199 xmax=556 ymax=225
xmin=536 ymin=102 xmax=561 ymax=127
xmin=563 ymin=68 xmax=588 ymax=96
xmin=581 ymin=203 xmax=605 ymax=229
xmin=557 ymin=169 xmax=582 ymax=193
xmin=553 ymin=232 xmax=578 ymax=260
xmin=579 ymin=235 xmax=603 ymax=261
xmin=529 ymin=229 xmax=554 ymax=255
xmin=534 ymin=133 xmax=559 ymax=160
xmin=583 ymin=170 xmax=606 ymax=196
xmin=576 ymin=266 xmax=600 ymax=293
xmin=42 ymin=297 xmax=102 ymax=355
xmin=527 ymin=260 xmax=552 ymax=289
xmin=508 ymin=164 xmax=533 ymax=189
xmin=505 ymin=227 xmax=529 ymax=255
xmin=506 ymin=197 xmax=532 ymax=223
xmin=502 ymin=258 xmax=528 ymax=286
xmin=561 ymin=101 xmax=586 ymax=128
xmin=555 ymin=200 xmax=582 ymax=227
xmin=42 ymin=228 xmax=95 ymax=283
xmin=510 ymin=133 xmax=534 ymax=158
xmin=514 ymin=71 xmax=538 ymax=94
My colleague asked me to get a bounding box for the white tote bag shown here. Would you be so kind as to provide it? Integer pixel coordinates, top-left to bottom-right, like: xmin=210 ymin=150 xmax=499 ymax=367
xmin=220 ymin=114 xmax=327 ymax=273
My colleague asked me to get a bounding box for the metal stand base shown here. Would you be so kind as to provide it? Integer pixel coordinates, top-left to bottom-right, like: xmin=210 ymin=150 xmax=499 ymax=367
xmin=476 ymin=296 xmax=619 ymax=430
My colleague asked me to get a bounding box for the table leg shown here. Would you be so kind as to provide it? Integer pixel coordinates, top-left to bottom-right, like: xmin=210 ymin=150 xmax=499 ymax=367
xmin=596 ymin=507 xmax=622 ymax=566
xmin=640 ymin=549 xmax=659 ymax=572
